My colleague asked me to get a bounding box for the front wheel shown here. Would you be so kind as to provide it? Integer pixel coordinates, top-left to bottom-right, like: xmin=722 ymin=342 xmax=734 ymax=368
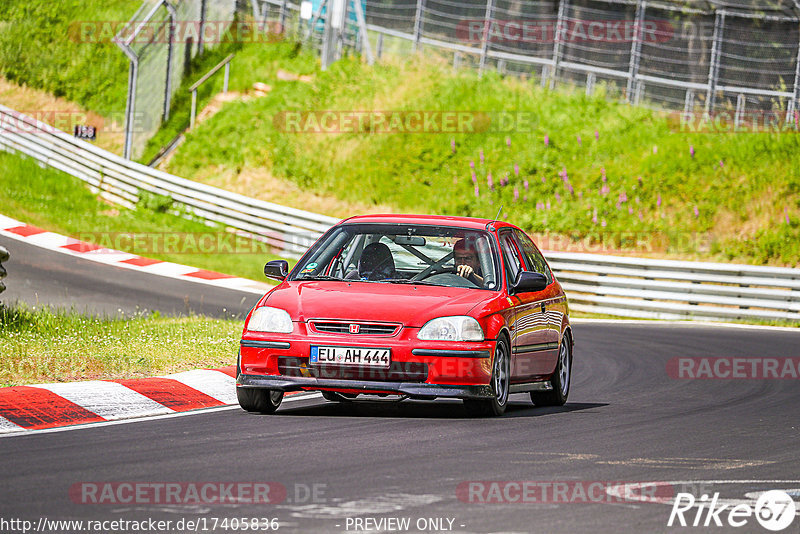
xmin=237 ymin=387 xmax=283 ymax=414
xmin=464 ymin=337 xmax=510 ymax=417
xmin=531 ymin=334 xmax=571 ymax=407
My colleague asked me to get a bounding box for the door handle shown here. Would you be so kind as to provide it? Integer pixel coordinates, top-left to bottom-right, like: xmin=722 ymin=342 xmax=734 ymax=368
xmin=541 ymin=303 xmax=546 ymax=313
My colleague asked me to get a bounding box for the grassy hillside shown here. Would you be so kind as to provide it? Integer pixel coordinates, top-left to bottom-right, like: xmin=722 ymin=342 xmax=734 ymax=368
xmin=0 ymin=1 xmax=138 ymax=113
xmin=157 ymin=41 xmax=799 ymax=266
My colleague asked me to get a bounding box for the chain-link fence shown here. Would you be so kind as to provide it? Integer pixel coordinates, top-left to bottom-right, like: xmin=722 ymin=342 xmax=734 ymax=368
xmin=123 ymin=0 xmax=799 ymax=158
xmin=116 ymin=0 xmax=237 ymax=159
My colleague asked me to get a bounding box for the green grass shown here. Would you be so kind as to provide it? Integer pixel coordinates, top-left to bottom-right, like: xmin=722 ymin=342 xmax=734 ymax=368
xmin=0 ymin=150 xmax=288 ymax=281
xmin=158 ymin=40 xmax=800 ymax=266
xmin=0 ymin=304 xmax=240 ymax=386
xmin=0 ymin=1 xmax=138 ymax=113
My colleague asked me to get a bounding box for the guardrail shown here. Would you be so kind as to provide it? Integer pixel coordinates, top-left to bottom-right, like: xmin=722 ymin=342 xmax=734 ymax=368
xmin=547 ymin=252 xmax=800 ymax=322
xmin=0 ymin=104 xmax=339 ymax=258
xmin=0 ymin=245 xmax=8 ymax=295
xmin=1 ymin=105 xmax=798 ymax=322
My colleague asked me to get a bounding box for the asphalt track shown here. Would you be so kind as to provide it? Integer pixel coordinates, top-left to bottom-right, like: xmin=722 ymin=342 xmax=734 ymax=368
xmin=2 ymin=235 xmax=800 ymax=534
xmin=0 ymin=234 xmax=260 ymax=318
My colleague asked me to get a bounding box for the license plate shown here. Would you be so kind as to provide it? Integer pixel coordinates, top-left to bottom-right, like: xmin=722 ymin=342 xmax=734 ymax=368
xmin=310 ymin=346 xmax=391 ymax=367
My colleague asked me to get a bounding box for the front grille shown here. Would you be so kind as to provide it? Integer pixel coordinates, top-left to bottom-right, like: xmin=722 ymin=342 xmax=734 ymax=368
xmin=309 ymin=321 xmax=401 ymax=336
xmin=278 ymin=357 xmax=427 ymax=383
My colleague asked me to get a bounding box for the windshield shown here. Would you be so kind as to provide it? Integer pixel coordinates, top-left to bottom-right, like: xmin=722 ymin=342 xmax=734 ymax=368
xmin=289 ymin=223 xmax=501 ymax=290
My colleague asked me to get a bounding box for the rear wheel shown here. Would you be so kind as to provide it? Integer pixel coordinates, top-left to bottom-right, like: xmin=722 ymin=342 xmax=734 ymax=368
xmin=464 ymin=337 xmax=510 ymax=417
xmin=237 ymin=387 xmax=283 ymax=414
xmin=531 ymin=334 xmax=571 ymax=407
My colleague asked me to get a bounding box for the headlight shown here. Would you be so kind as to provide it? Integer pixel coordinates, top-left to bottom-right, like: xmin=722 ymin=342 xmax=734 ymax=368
xmin=418 ymin=316 xmax=484 ymax=341
xmin=247 ymin=306 xmax=293 ymax=333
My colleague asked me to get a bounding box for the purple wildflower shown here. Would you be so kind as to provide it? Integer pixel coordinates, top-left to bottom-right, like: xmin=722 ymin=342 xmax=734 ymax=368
xmin=513 ymin=187 xmax=519 ymax=202
xmin=592 ymin=208 xmax=598 ymax=224
xmin=628 ymin=206 xmax=634 ymax=214
xmin=693 ymin=205 xmax=699 ymax=218
xmin=546 ymin=200 xmax=551 ymax=210
xmin=523 ymin=179 xmax=529 ymax=191
xmin=594 ymin=130 xmax=599 ymax=140
xmin=514 ymin=163 xmax=519 ymax=176
xmin=544 ymin=135 xmax=549 ymax=146
xmin=506 ymin=137 xmax=511 ymax=147
xmin=577 ymin=135 xmax=582 ymax=146
xmin=474 ymin=185 xmax=480 ymax=197
xmin=555 ymin=192 xmax=561 ymax=203
xmin=480 ymin=150 xmax=485 ymax=164
xmin=719 ymin=160 xmax=724 ymax=168
xmin=601 ymin=219 xmax=607 ymax=227
xmin=469 ymin=160 xmax=475 ymax=169
xmin=689 ymin=145 xmax=695 ymax=158
xmin=451 ymin=139 xmax=456 ymax=153
xmin=785 ymin=207 xmax=790 ymax=224
xmin=657 ymin=194 xmax=662 ymax=207
xmin=487 ymin=172 xmax=493 ymax=190
xmin=653 ymin=146 xmax=658 ymax=154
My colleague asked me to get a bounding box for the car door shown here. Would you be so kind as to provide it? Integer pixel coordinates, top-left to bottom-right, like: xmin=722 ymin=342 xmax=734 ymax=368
xmin=499 ymin=230 xmax=555 ymax=382
xmin=513 ymin=229 xmax=563 ymax=374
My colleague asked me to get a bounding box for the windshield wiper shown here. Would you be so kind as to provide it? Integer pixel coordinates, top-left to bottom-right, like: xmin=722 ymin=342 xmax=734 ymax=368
xmin=380 ymin=278 xmax=442 ymax=286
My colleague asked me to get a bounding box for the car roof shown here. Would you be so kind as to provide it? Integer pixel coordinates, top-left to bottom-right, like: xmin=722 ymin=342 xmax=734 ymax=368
xmin=340 ymin=213 xmax=517 ymax=231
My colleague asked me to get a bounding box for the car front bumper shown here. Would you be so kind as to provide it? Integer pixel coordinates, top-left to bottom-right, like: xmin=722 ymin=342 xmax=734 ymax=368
xmin=237 ymin=373 xmax=495 ymax=399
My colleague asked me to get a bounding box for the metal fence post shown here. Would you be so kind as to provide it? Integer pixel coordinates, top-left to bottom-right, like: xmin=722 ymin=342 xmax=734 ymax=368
xmin=412 ymin=0 xmax=425 ymax=52
xmin=550 ymin=0 xmax=568 ymax=89
xmin=280 ymin=0 xmax=288 ymax=34
xmin=788 ymin=37 xmax=800 ymax=124
xmin=479 ymin=0 xmax=495 ymax=75
xmin=198 ymin=0 xmax=207 ymax=55
xmin=123 ymin=60 xmax=138 ymax=160
xmin=626 ymin=0 xmax=645 ymax=103
xmin=706 ymin=9 xmax=725 ymax=113
xmin=734 ymin=93 xmax=745 ymax=128
xmin=163 ymin=1 xmax=177 ymax=122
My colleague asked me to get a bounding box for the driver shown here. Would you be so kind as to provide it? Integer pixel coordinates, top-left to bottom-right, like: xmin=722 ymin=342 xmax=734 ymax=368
xmin=454 ymin=238 xmax=484 ymax=285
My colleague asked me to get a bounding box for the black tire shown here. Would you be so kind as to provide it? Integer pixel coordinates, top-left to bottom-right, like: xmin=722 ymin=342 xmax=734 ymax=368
xmin=237 ymin=387 xmax=283 ymax=414
xmin=464 ymin=337 xmax=510 ymax=417
xmin=531 ymin=333 xmax=571 ymax=407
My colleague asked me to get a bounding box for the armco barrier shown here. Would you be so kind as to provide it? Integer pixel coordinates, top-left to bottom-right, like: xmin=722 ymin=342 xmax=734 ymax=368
xmin=1 ymin=105 xmax=799 ymax=322
xmin=547 ymin=252 xmax=800 ymax=322
xmin=0 ymin=104 xmax=338 ymax=258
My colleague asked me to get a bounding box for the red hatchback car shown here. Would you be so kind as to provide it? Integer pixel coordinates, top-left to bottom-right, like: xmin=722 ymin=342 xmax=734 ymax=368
xmin=237 ymin=214 xmax=572 ymax=416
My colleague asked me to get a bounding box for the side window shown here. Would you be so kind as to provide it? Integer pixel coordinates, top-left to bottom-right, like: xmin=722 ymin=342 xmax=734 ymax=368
xmin=513 ymin=229 xmax=553 ymax=284
xmin=499 ymin=231 xmax=524 ymax=286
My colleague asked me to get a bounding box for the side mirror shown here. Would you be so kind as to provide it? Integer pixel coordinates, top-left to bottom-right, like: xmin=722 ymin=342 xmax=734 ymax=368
xmin=264 ymin=260 xmax=289 ymax=281
xmin=511 ymin=271 xmax=548 ymax=294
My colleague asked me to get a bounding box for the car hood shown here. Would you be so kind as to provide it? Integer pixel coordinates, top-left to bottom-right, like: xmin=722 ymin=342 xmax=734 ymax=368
xmin=262 ymin=281 xmax=495 ymax=327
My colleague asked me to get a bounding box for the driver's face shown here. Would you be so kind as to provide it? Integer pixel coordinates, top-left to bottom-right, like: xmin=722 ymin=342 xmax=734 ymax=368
xmin=455 ymin=251 xmax=479 ymax=267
